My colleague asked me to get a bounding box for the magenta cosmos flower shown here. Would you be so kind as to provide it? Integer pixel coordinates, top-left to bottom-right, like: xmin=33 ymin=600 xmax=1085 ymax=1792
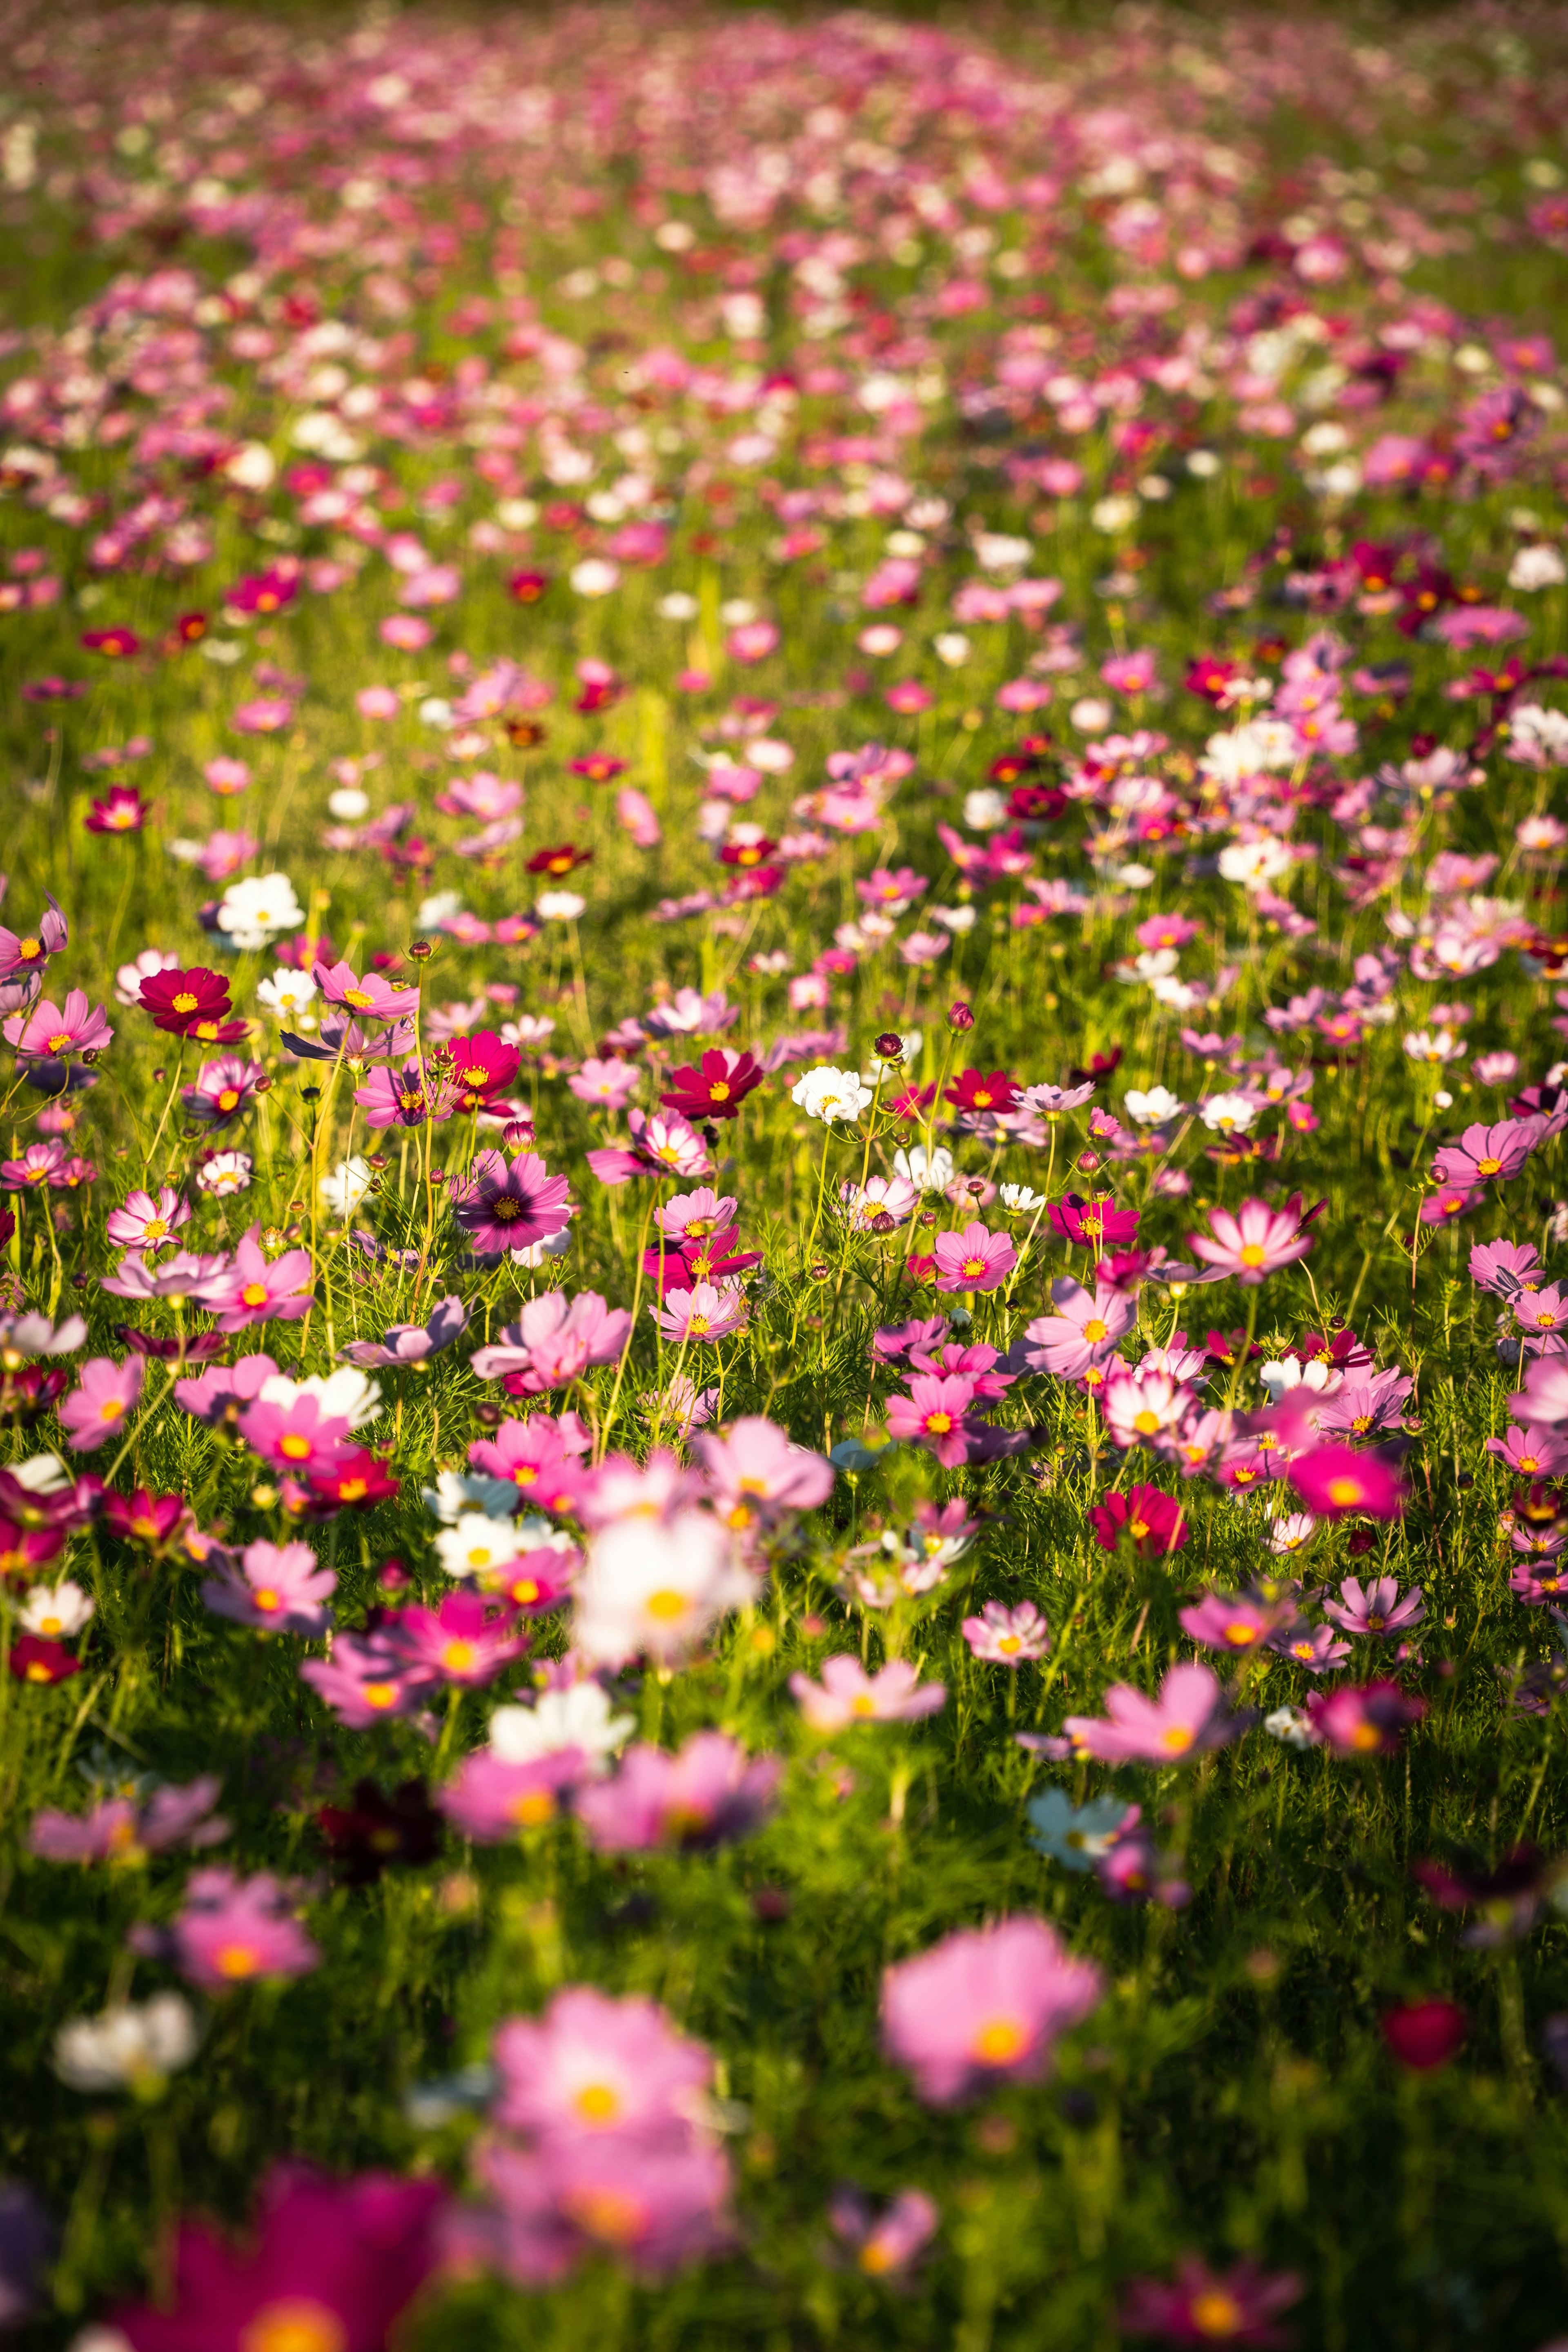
xmin=790 ymin=1654 xmax=947 ymax=1733
xmin=437 ymin=1748 xmax=587 ymax=1842
xmin=882 ymin=1916 xmax=1103 ymax=2106
xmin=57 ymin=1355 xmax=142 ymax=1452
xmin=298 ymin=1635 xmax=429 ymax=1730
xmin=1287 ymin=1443 xmax=1405 ymax=1519
xmin=1305 ymin=1679 xmax=1425 ymax=1757
xmin=113 ymin=2162 xmax=445 ymax=2352
xmin=885 ymin=1372 xmax=987 ymax=1469
xmin=1432 ymin=1116 xmax=1541 ymax=1186
xmin=933 ymin=1220 xmax=1016 ymax=1294
xmin=1187 ymin=1198 xmax=1314 ymax=1283
xmin=1063 ymin=1661 xmax=1241 ymax=1766
xmin=313 ymin=959 xmax=416 ymax=1022
xmin=575 ymin=1732 xmax=780 ymax=1852
xmin=382 ymin=1592 xmax=527 ymax=1688
xmin=1120 ymin=2254 xmax=1303 ymax=2347
xmin=450 ymin=1149 xmax=573 ymax=1256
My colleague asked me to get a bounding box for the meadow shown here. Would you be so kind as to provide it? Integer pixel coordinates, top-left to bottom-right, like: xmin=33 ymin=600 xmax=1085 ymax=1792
xmin=2 ymin=3 xmax=1568 ymax=2345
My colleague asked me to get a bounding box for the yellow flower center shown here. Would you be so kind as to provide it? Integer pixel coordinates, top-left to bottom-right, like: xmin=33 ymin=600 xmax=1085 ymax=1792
xmin=573 ymin=2082 xmax=621 ymax=2124
xmin=214 ymin=1943 xmax=260 ymax=1979
xmin=1082 ymin=1318 xmax=1108 ymax=1343
xmin=278 ymin=1434 xmax=312 ymax=1461
xmin=241 ymin=1282 xmax=269 ymax=1306
xmin=1239 ymin=1243 xmax=1266 ymax=1267
xmin=644 ymin=1588 xmax=688 ymax=1621
xmin=1162 ymin=1725 xmax=1194 ymax=1753
xmin=1326 ymin=1477 xmax=1361 ymax=1508
xmin=363 ymin=1681 xmax=398 ymax=1709
xmin=508 ymin=1789 xmax=555 ymax=1827
xmin=973 ymin=2016 xmax=1029 ymax=2066
xmin=441 ymin=1640 xmax=477 ymax=1672
xmin=254 ymin=1589 xmax=280 ymax=1613
xmin=239 ymin=2299 xmax=348 ymax=2352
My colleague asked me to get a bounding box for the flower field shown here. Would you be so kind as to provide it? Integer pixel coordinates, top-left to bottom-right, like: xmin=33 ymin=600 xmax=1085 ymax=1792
xmin=6 ymin=1 xmax=1568 ymax=2343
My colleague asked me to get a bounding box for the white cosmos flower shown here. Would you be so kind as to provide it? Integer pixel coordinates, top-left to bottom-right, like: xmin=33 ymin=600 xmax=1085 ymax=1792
xmin=536 ymin=891 xmax=587 ymax=922
xmin=1125 ymin=1086 xmax=1186 ymax=1126
xmin=20 ymin=1580 xmax=95 ymax=1638
xmin=1217 ymin=838 xmax=1294 ymax=888
xmin=893 ymin=1143 xmax=954 ymax=1194
xmin=569 ymin=558 xmax=620 ymax=597
xmin=572 ymin=1509 xmax=751 ymax=1669
xmin=1199 ymin=1092 xmax=1257 ymax=1134
xmin=258 ymin=1367 xmax=381 ymax=1428
xmin=422 ymin=1469 xmax=519 ymax=1525
xmin=791 ymin=1066 xmax=873 ymax=1125
xmin=1000 ymin=1184 xmax=1046 ymax=1212
xmin=319 ymin=1157 xmax=374 ymax=1216
xmin=489 ymin=1680 xmax=635 ymax=1768
xmin=56 ymin=1994 xmax=199 ymax=2092
xmin=1508 ymin=545 xmax=1567 ymax=592
xmin=435 ymin=1513 xmax=523 ymax=1581
xmin=256 ymin=969 xmax=317 ymax=1021
xmin=215 ymin=872 xmax=304 ymax=950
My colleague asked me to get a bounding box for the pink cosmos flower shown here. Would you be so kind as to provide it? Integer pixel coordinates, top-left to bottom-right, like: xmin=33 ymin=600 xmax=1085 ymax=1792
xmin=449 ymin=1149 xmax=574 ymax=1256
xmin=3 ymin=989 xmax=113 ymax=1060
xmin=1187 ymin=1198 xmax=1314 ymax=1283
xmin=586 ymin=1107 xmax=713 ymax=1187
xmin=1287 ymin=1444 xmax=1405 ymax=1519
xmin=1486 ymin=1424 xmax=1568 ymax=1478
xmin=885 ymin=1373 xmax=985 ymax=1468
xmin=1507 ymin=1354 xmax=1568 ymax=1428
xmin=882 ymin=1916 xmax=1103 ymax=2107
xmin=493 ymin=1985 xmax=713 ymax=2147
xmin=105 ymin=1186 xmax=191 ymax=1252
xmin=826 ymin=2186 xmax=939 ymax=2279
xmin=933 ymin=1221 xmax=1016 ymax=1293
xmin=1011 ymin=1278 xmax=1138 ymax=1378
xmin=382 ymin=1592 xmax=527 ymax=1688
xmin=230 ymin=697 xmax=293 ymax=735
xmin=174 ymin=1352 xmax=280 ymax=1424
xmin=156 ymin=1867 xmax=320 ymax=1992
xmin=464 ymin=2134 xmax=733 ymax=2283
xmin=29 ymin=1775 xmax=227 ymax=1864
xmin=568 ymin=1057 xmax=642 ymax=1110
xmin=236 ymin=1396 xmax=355 ymax=1475
xmin=193 ymin=1225 xmax=315 ymax=1332
xmin=692 ymin=1415 xmax=834 ymax=1534
xmin=57 ymin=1356 xmax=143 ymax=1452
xmin=1304 ymin=1679 xmax=1426 ymax=1757
xmin=0 ymin=895 xmax=67 ymax=981
xmin=1322 ymin=1577 xmax=1425 ymax=1637
xmin=1433 ymin=1117 xmax=1542 ymax=1186
xmin=1062 ymin=1661 xmax=1241 ymax=1765
xmin=436 ymin=1748 xmax=587 ymax=1842
xmin=789 ymin=1654 xmax=947 ymax=1732
xmin=181 ymin=1055 xmax=266 ymax=1127
xmin=201 ymin=1539 xmax=336 ymax=1636
xmin=653 ymin=1282 xmax=750 ymax=1344
xmin=354 ymin=1060 xmax=443 ymax=1129
xmin=1177 ymin=1593 xmax=1287 ymax=1655
xmin=962 ymin=1600 xmax=1050 ymax=1664
xmin=467 ymin=1409 xmax=592 ymax=1503
xmin=575 ymin=1733 xmax=780 ymax=1853
xmin=298 ymin=1636 xmax=429 ymax=1730
xmin=1102 ymin=1369 xmax=1197 ymax=1451
xmin=312 ymin=959 xmax=415 ymax=1022
xmin=470 ymin=1292 xmax=631 ymax=1392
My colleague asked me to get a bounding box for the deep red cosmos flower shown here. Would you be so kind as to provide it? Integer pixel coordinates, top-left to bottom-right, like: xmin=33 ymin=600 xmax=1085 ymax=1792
xmin=139 ymin=967 xmax=246 ymax=1043
xmin=660 ymin=1049 xmax=765 ymax=1123
xmin=446 ymin=1032 xmax=523 ymax=1115
xmin=80 ymin=626 xmax=141 ymax=658
xmin=507 ymin=569 xmax=550 ymax=603
xmin=568 ymin=753 xmax=627 ymax=784
xmin=526 ymin=843 xmax=592 ymax=877
xmin=946 ymin=1069 xmax=1020 ymax=1116
xmin=85 ymin=785 xmax=150 ymax=835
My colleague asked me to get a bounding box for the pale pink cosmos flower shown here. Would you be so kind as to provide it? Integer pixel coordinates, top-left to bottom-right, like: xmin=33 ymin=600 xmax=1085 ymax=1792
xmin=201 ymin=1538 xmax=335 ymax=1636
xmin=1187 ymin=1198 xmax=1314 ymax=1284
xmin=571 ymin=1508 xmax=750 ymax=1668
xmin=57 ymin=1356 xmax=143 ymax=1451
xmin=105 ymin=1187 xmax=191 ymax=1252
xmin=312 ymin=960 xmax=414 ymax=1022
xmin=1102 ymin=1368 xmax=1197 ymax=1451
xmin=492 ymin=1985 xmax=713 ymax=2147
xmin=30 ymin=1775 xmax=226 ymax=1864
xmin=655 ymin=1189 xmax=738 ymax=1241
xmin=882 ymin=1917 xmax=1103 ymax=2106
xmin=827 ymin=2186 xmax=939 ymax=2279
xmin=298 ymin=1637 xmax=428 ymax=1730
xmin=464 ymin=2134 xmax=733 ymax=2283
xmin=470 ymin=1292 xmax=631 ymax=1392
xmin=568 ymin=1058 xmax=641 ymax=1110
xmin=962 ymin=1601 xmax=1050 ymax=1664
xmin=789 ymin=1655 xmax=947 ymax=1733
xmin=1322 ymin=1577 xmax=1425 ymax=1638
xmin=1011 ymin=1278 xmax=1137 ymax=1379
xmin=236 ymin=1395 xmax=355 ymax=1476
xmin=653 ymin=1283 xmax=750 ymax=1345
xmin=1063 ymin=1661 xmax=1242 ymax=1765
xmin=839 ymin=1173 xmax=920 ymax=1231
xmin=575 ymin=1733 xmax=781 ymax=1853
xmin=1432 ymin=1117 xmax=1543 ymax=1187
xmin=692 ymin=1415 xmax=834 ymax=1533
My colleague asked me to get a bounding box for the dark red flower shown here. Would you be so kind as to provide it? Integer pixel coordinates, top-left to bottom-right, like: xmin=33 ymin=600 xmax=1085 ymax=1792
xmin=80 ymin=627 xmax=140 ymax=659
xmin=1069 ymin=1045 xmax=1123 ymax=1085
xmin=114 ymin=2162 xmax=445 ymax=2352
xmin=10 ymin=1636 xmax=80 ymax=1685
xmin=1121 ymin=2254 xmax=1302 ymax=2346
xmin=719 ymin=836 xmax=779 ymax=870
xmin=316 ymin=1779 xmax=442 ymax=1885
xmin=506 ymin=569 xmax=550 ymax=603
xmin=526 ymin=843 xmax=592 ymax=878
xmin=643 ymin=1226 xmax=762 ymax=1294
xmin=660 ymin=1048 xmax=764 ymax=1123
xmin=307 ymin=1450 xmax=401 ymax=1510
xmin=1088 ymin=1484 xmax=1189 ymax=1558
xmin=139 ymin=967 xmax=240 ymax=1041
xmin=946 ymin=1069 xmax=1019 ymax=1116
xmin=1381 ymin=1999 xmax=1467 ymax=2071
xmin=568 ymin=753 xmax=627 ymax=784
xmin=174 ymin=612 xmax=208 ymax=644
xmin=504 ymin=716 xmax=548 ymax=748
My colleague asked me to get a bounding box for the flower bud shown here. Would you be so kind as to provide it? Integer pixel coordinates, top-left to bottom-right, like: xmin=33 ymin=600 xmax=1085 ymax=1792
xmin=947 ymin=1000 xmax=974 ymax=1032
xmin=873 ymin=1032 xmax=905 ymax=1062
